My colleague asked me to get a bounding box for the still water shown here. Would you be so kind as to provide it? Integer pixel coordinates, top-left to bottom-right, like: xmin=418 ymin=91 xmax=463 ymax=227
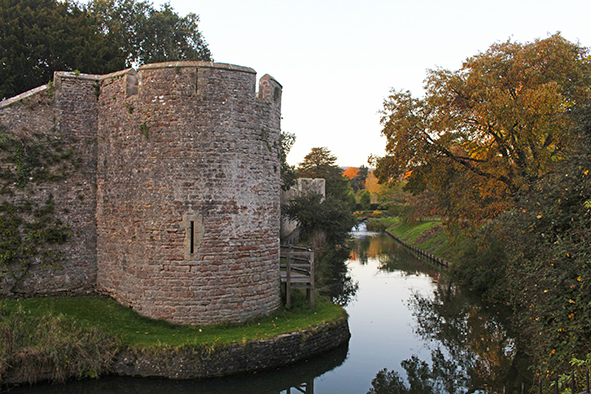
xmin=12 ymin=227 xmax=528 ymax=393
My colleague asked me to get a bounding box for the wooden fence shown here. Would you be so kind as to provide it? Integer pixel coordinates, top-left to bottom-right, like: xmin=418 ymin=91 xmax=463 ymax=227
xmin=385 ymin=230 xmax=449 ymax=267
xmin=280 ymin=245 xmax=314 ymax=308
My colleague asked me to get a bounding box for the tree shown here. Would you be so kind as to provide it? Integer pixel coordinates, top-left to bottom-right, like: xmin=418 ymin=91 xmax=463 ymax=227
xmin=350 ymin=165 xmax=368 ymax=192
xmin=297 ymin=147 xmax=338 ymax=177
xmin=365 ymin=170 xmax=382 ymax=195
xmin=0 ymin=0 xmax=124 ymax=99
xmin=357 ymin=189 xmax=371 ymax=210
xmin=282 ymin=192 xmax=358 ymax=305
xmin=375 ymin=34 xmax=591 ymax=225
xmin=0 ymin=0 xmax=212 ymax=100
xmin=86 ymin=0 xmax=212 ymax=66
xmin=342 ymin=166 xmax=359 ymax=180
xmin=297 ymin=147 xmax=352 ymax=201
xmin=279 ymin=131 xmax=297 ymax=191
xmin=496 ymin=103 xmax=591 ymax=372
xmin=343 ymin=166 xmax=370 ymax=192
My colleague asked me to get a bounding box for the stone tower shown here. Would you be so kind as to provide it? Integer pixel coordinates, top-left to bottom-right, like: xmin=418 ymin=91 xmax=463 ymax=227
xmin=0 ymin=61 xmax=283 ymax=325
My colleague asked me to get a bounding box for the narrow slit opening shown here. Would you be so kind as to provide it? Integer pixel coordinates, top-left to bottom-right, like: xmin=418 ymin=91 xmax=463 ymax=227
xmin=190 ymin=221 xmax=195 ymax=254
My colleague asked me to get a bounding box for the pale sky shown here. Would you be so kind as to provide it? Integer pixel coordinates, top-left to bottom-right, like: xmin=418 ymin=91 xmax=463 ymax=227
xmin=165 ymin=0 xmax=591 ymax=167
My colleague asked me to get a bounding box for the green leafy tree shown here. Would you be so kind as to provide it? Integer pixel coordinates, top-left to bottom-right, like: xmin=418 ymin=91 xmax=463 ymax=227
xmin=0 ymin=0 xmax=124 ymax=99
xmin=357 ymin=189 xmax=371 ymax=211
xmin=285 ymin=148 xmax=358 ymax=300
xmin=282 ymin=192 xmax=358 ymax=305
xmin=279 ymin=131 xmax=297 ymax=191
xmin=283 ymin=193 xmax=356 ymax=247
xmin=345 ymin=188 xmax=357 ymax=211
xmin=375 ymin=34 xmax=591 ymax=226
xmin=0 ymin=0 xmax=212 ymax=100
xmin=86 ymin=0 xmax=212 ymax=66
xmin=297 ymin=147 xmax=352 ymax=202
xmin=297 ymin=147 xmax=338 ymax=178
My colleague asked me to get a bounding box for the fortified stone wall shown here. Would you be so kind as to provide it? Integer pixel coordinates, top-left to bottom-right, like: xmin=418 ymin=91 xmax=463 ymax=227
xmin=0 ymin=76 xmax=100 ymax=295
xmin=0 ymin=61 xmax=282 ymax=325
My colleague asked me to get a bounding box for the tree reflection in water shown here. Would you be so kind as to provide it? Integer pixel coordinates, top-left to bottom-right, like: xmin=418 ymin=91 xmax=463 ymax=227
xmin=358 ymin=233 xmax=532 ymax=394
xmin=317 ymin=246 xmax=359 ymax=307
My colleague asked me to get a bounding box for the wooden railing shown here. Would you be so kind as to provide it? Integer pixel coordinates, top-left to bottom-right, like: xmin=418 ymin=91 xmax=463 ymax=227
xmin=280 ymin=245 xmax=314 ymax=308
xmin=385 ymin=230 xmax=449 ymax=267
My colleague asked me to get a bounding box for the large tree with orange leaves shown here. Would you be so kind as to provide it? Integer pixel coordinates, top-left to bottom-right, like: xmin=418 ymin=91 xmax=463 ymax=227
xmin=375 ymin=34 xmax=591 ymax=224
xmin=342 ymin=167 xmax=359 ymax=180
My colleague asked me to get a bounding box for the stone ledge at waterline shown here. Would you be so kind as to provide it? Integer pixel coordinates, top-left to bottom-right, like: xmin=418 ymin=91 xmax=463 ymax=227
xmin=112 ymin=316 xmax=350 ymax=379
xmin=1 ymin=316 xmax=350 ymax=385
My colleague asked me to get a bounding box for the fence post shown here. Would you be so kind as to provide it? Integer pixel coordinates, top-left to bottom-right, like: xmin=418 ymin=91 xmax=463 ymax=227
xmin=309 ymin=249 xmax=315 ymax=308
xmin=286 ymin=245 xmax=292 ymax=308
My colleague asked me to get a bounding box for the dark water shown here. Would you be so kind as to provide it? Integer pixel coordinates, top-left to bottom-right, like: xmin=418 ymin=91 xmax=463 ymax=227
xmin=10 ymin=227 xmax=529 ymax=393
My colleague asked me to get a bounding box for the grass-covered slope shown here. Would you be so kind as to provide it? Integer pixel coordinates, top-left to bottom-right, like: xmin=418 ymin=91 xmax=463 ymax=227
xmin=0 ymin=293 xmax=346 ymax=384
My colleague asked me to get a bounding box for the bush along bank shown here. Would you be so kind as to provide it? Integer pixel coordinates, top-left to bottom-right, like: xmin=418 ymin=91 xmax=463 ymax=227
xmin=0 ymin=294 xmax=349 ymax=387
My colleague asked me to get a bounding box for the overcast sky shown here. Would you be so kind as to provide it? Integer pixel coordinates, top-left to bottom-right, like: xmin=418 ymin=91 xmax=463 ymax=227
xmin=163 ymin=0 xmax=591 ymax=167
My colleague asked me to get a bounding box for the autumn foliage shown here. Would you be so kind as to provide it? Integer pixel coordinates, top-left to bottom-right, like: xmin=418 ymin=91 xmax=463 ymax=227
xmin=342 ymin=167 xmax=359 ymax=180
xmin=375 ymin=34 xmax=591 ymax=225
xmin=374 ymin=33 xmax=591 ymax=373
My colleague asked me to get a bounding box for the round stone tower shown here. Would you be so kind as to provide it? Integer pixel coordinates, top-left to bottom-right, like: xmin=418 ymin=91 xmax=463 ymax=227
xmin=95 ymin=62 xmax=282 ymax=324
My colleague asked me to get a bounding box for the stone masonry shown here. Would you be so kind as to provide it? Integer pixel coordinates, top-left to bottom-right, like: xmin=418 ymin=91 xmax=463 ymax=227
xmin=0 ymin=61 xmax=283 ymax=325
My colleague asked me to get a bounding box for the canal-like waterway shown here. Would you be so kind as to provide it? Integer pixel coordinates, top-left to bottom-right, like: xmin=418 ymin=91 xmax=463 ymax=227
xmin=12 ymin=227 xmax=530 ymax=393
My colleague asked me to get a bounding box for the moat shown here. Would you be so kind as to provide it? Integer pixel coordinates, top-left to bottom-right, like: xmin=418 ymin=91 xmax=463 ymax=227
xmin=12 ymin=226 xmax=531 ymax=393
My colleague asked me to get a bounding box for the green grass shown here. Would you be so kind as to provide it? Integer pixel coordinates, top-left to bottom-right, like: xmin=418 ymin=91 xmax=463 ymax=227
xmin=416 ymin=230 xmax=447 ymax=251
xmin=0 ymin=292 xmax=346 ymax=383
xmin=1 ymin=292 xmax=346 ymax=351
xmin=380 ymin=217 xmax=456 ymax=263
xmin=0 ymin=302 xmax=118 ymax=382
xmin=385 ymin=218 xmax=441 ymax=243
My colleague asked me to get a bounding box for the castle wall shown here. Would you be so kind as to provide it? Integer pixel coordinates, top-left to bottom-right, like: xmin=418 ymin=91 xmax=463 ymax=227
xmin=0 ymin=61 xmax=283 ymax=325
xmin=0 ymin=73 xmax=99 ymax=294
xmin=95 ymin=62 xmax=282 ymax=324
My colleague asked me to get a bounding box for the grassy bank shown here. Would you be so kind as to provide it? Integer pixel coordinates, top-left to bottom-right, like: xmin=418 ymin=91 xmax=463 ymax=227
xmin=0 ymin=292 xmax=346 ymax=383
xmin=367 ymin=217 xmax=454 ymax=262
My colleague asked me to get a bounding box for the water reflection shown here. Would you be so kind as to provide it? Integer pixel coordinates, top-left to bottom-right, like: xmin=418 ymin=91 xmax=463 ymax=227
xmin=316 ymin=237 xmax=359 ymax=307
xmin=350 ymin=225 xmax=438 ymax=277
xmin=401 ymin=274 xmax=531 ymax=393
xmin=356 ymin=233 xmax=532 ymax=393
